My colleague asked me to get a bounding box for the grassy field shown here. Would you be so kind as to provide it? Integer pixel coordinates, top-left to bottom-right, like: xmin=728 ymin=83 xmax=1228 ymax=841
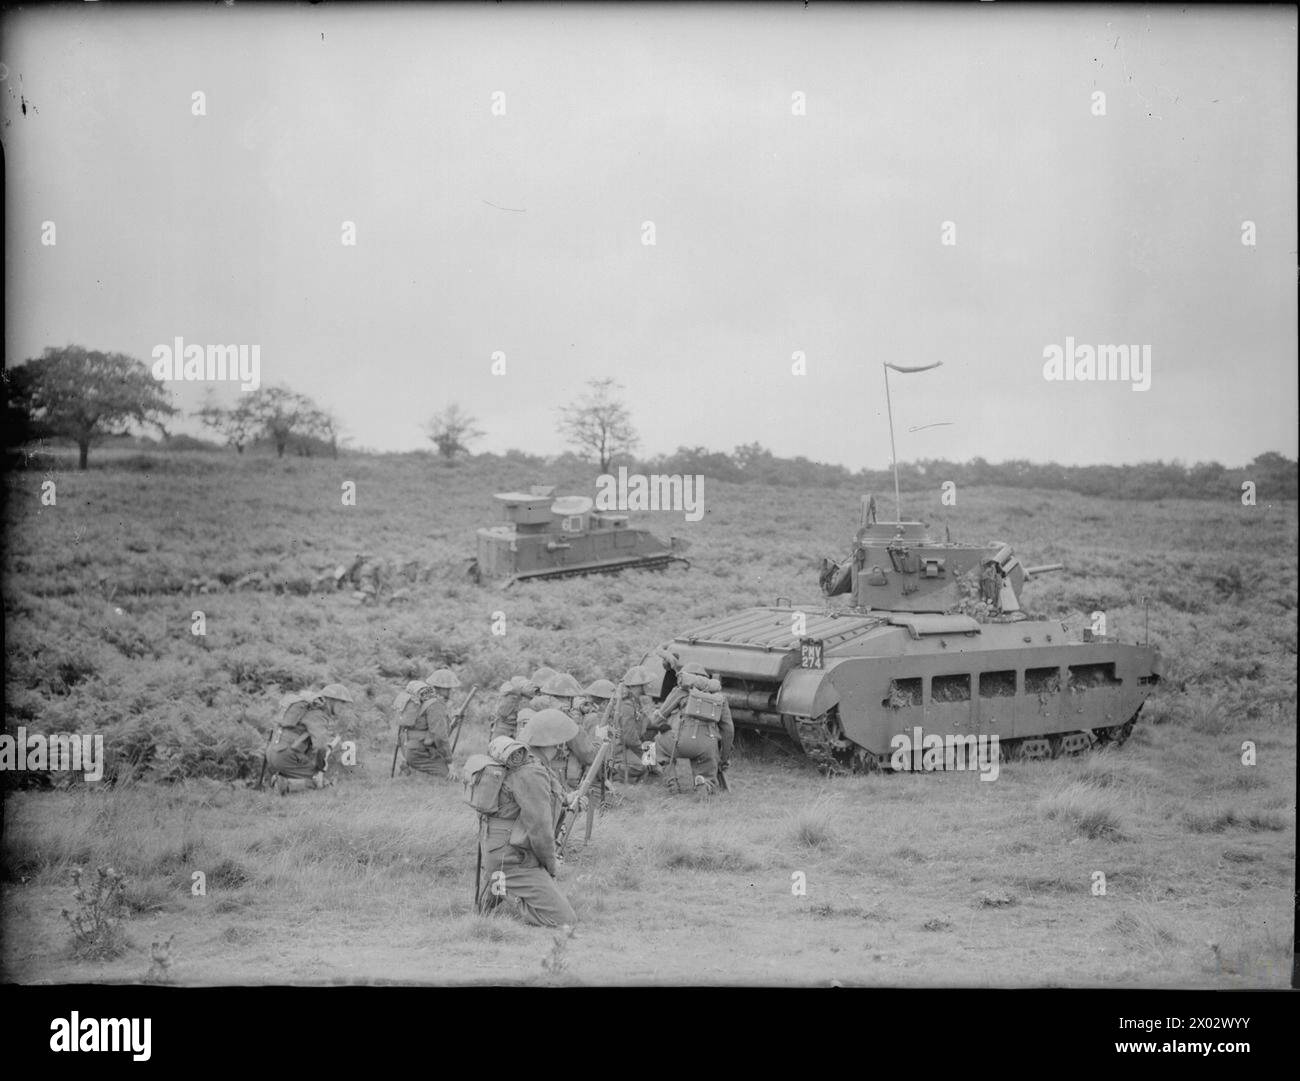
xmin=2 ymin=449 xmax=1295 ymax=985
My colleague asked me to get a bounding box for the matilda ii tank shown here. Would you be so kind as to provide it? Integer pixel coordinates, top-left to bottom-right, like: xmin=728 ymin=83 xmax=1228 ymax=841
xmin=470 ymin=486 xmax=690 ymax=588
xmin=642 ymin=497 xmax=1162 ymax=774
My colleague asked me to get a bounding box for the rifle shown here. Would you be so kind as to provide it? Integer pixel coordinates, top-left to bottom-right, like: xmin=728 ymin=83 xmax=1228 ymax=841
xmin=610 ymin=684 xmax=627 ymax=786
xmin=660 ymin=702 xmax=685 ymax=791
xmin=390 ymin=726 xmax=410 ymax=779
xmin=256 ymin=726 xmax=278 ymax=790
xmin=556 ymin=739 xmax=611 ymax=857
xmin=473 ymin=822 xmax=484 ymax=914
xmin=447 ymin=686 xmax=480 ymax=755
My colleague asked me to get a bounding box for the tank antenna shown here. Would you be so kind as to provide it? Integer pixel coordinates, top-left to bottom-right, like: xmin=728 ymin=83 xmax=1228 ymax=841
xmin=882 ymin=361 xmax=943 ymax=523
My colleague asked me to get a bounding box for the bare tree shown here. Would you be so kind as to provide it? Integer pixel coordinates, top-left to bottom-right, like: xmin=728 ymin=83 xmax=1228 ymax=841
xmin=194 ymin=390 xmax=257 ymax=454
xmin=306 ymin=408 xmax=345 ymax=459
xmin=424 ymin=403 xmax=484 ymax=460
xmin=557 ymin=378 xmax=639 ymax=473
xmin=192 ymin=384 xmax=328 ymax=458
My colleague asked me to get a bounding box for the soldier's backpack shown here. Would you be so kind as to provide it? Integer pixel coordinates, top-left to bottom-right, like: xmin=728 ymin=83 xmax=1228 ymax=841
xmin=682 ymin=687 xmax=726 ymax=725
xmin=462 ymin=754 xmax=508 ymax=815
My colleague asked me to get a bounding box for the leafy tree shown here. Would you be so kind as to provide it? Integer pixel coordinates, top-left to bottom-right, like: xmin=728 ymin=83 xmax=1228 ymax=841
xmin=424 ymin=403 xmax=484 ymax=460
xmin=557 ymin=378 xmax=639 ymax=473
xmin=5 ymin=345 xmax=176 ymax=469
xmin=247 ymin=386 xmax=322 ymax=458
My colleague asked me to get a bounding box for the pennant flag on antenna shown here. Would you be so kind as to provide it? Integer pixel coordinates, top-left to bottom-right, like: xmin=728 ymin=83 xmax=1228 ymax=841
xmin=884 ymin=361 xmax=943 ymax=373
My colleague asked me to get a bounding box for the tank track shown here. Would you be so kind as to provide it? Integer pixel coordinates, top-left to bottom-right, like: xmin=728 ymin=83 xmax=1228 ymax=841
xmin=503 ymin=555 xmax=690 ymax=588
xmin=793 ymin=707 xmax=1141 ymax=777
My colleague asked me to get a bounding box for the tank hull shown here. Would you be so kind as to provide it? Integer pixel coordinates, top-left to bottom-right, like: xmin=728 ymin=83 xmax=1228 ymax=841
xmin=644 ymin=605 xmax=1162 ymax=772
xmin=474 ymin=522 xmax=688 ymax=587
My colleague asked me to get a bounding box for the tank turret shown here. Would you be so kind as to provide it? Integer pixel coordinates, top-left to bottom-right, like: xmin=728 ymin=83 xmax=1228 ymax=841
xmin=818 ymin=515 xmax=1064 ymax=616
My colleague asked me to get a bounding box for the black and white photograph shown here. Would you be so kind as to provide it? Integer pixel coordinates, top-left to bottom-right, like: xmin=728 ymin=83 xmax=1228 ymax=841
xmin=1 ymin=0 xmax=1295 ymax=1027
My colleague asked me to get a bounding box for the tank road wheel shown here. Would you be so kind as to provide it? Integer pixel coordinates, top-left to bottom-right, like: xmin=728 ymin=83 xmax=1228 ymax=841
xmin=1059 ymin=732 xmax=1093 ymax=756
xmin=850 ymin=746 xmax=881 ymax=775
xmin=1019 ymin=738 xmax=1052 ymax=761
xmin=794 ymin=711 xmax=855 ymax=777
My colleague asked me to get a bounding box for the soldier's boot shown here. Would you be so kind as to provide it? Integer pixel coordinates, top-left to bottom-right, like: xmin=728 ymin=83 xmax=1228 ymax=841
xmin=693 ymin=774 xmax=718 ymax=798
xmin=280 ymin=776 xmax=314 ymax=795
xmin=311 ymin=770 xmax=328 ymax=789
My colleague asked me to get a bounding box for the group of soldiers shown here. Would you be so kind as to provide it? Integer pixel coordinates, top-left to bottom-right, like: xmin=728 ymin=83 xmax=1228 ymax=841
xmin=260 ymin=655 xmax=736 ymax=928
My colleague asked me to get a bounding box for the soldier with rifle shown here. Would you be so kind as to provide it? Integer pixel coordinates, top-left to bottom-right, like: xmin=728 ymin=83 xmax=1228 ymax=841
xmin=390 ymin=679 xmax=429 ymax=777
xmin=473 ymin=709 xmax=580 ymax=927
xmin=555 ymin=717 xmax=614 ymax=855
xmin=400 ymin=668 xmax=461 ymax=778
xmin=264 ymin=684 xmax=353 ymax=795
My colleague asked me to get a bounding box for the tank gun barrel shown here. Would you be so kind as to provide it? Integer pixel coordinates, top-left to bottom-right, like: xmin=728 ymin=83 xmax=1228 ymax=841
xmin=1024 ymin=563 xmax=1065 ymax=576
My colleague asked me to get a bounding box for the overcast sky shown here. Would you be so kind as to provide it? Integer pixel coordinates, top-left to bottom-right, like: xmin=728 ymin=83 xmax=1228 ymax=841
xmin=3 ymin=3 xmax=1295 ymax=468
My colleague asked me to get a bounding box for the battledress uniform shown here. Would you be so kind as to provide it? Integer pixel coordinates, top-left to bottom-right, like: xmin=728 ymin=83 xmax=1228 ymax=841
xmin=404 ymin=695 xmax=452 ymax=777
xmin=266 ymin=697 xmax=333 ymax=779
xmin=480 ymin=755 xmax=577 ymax=927
xmin=654 ymin=685 xmax=735 ymax=787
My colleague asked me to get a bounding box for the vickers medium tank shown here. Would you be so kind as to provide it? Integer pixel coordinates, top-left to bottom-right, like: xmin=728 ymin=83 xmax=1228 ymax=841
xmin=470 ymin=486 xmax=690 ymax=588
xmin=641 ymin=497 xmax=1162 ymax=774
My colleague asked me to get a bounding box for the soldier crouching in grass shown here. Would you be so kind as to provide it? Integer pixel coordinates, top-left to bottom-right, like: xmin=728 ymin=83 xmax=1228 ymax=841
xmin=612 ymin=665 xmax=657 ymax=782
xmin=652 ymin=662 xmax=735 ymax=796
xmin=267 ymin=684 xmax=352 ymax=794
xmin=534 ymin=672 xmax=597 ymax=791
xmin=490 ymin=675 xmax=538 ymax=739
xmin=473 ymin=711 xmax=580 ymax=928
xmin=402 ymin=668 xmax=459 ymax=778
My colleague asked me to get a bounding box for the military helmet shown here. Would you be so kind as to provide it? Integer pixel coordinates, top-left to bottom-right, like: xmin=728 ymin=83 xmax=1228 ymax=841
xmin=487 ymin=736 xmax=528 ymax=765
xmin=584 ymin=678 xmax=616 ymax=700
xmin=681 ymin=662 xmax=709 ymax=677
xmin=521 ymin=708 xmax=579 ymax=748
xmin=320 ymin=683 xmax=353 ymax=703
xmin=425 ymin=668 xmax=462 ymax=689
xmin=510 ymin=675 xmax=536 ymax=695
xmin=530 ymin=666 xmax=559 ymax=687
xmin=405 ymin=679 xmax=430 ymax=697
xmin=541 ymin=672 xmax=583 ymax=699
xmin=622 ymin=665 xmax=651 ymax=687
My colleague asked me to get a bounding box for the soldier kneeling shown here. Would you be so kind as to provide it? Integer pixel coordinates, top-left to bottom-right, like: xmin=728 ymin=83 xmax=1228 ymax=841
xmin=465 ymin=713 xmax=580 ymax=928
xmin=653 ymin=663 xmax=734 ymax=796
xmin=401 ymin=668 xmax=460 ymax=778
xmin=267 ymin=684 xmax=352 ymax=794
